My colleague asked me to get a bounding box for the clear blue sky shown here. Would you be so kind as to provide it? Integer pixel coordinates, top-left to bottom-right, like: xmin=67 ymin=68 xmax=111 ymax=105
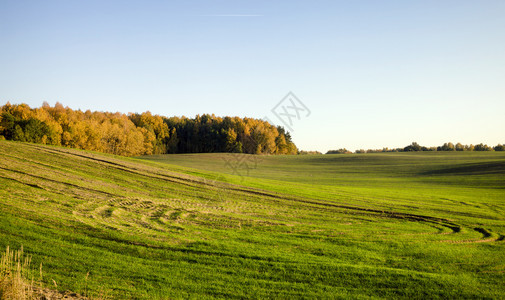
xmin=1 ymin=0 xmax=504 ymax=152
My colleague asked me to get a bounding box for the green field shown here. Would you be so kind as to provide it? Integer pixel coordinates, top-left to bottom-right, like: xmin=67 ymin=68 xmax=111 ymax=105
xmin=1 ymin=140 xmax=504 ymax=299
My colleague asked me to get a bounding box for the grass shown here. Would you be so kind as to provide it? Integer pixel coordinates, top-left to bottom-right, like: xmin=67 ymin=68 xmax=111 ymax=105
xmin=1 ymin=140 xmax=504 ymax=298
xmin=0 ymin=246 xmax=35 ymax=300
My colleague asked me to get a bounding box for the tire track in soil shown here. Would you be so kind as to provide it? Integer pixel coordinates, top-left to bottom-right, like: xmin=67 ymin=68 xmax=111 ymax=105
xmin=0 ymin=166 xmax=116 ymax=197
xmin=11 ymin=144 xmax=504 ymax=244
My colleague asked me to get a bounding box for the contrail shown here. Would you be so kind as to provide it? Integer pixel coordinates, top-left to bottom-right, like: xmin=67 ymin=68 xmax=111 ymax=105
xmin=200 ymin=14 xmax=263 ymax=17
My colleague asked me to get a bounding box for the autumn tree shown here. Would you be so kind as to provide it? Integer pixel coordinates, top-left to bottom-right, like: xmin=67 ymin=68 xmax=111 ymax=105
xmin=438 ymin=142 xmax=455 ymax=151
xmin=129 ymin=112 xmax=170 ymax=154
xmin=455 ymin=143 xmax=465 ymax=151
xmin=0 ymin=102 xmax=298 ymax=156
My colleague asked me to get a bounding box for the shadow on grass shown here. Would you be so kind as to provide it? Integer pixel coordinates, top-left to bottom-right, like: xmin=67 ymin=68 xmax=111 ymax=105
xmin=420 ymin=161 xmax=505 ymax=176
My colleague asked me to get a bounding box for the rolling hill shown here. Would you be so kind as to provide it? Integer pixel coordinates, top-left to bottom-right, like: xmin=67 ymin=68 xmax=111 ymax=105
xmin=1 ymin=140 xmax=504 ymax=298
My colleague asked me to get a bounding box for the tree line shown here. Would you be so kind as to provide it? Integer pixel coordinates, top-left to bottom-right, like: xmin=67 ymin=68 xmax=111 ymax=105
xmin=0 ymin=102 xmax=298 ymax=156
xmin=327 ymin=141 xmax=504 ymax=154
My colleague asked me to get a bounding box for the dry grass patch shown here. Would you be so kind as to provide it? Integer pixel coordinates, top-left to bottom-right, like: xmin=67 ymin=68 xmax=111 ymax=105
xmin=0 ymin=246 xmax=35 ymax=300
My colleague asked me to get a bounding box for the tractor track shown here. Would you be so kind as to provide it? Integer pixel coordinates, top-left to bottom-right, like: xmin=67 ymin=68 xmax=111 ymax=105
xmin=4 ymin=143 xmax=502 ymax=244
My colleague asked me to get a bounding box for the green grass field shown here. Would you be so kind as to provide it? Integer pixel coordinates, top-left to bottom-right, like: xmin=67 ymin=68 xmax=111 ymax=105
xmin=1 ymin=140 xmax=504 ymax=299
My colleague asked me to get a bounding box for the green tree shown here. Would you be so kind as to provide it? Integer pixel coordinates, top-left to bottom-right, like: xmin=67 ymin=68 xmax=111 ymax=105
xmin=494 ymin=144 xmax=505 ymax=151
xmin=474 ymin=143 xmax=493 ymax=151
xmin=404 ymin=142 xmax=422 ymax=152
xmin=13 ymin=125 xmax=25 ymax=142
xmin=22 ymin=118 xmax=50 ymax=143
xmin=326 ymin=149 xmax=351 ymax=154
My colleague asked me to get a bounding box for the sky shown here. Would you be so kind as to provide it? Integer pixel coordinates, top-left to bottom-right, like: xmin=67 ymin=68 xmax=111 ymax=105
xmin=1 ymin=0 xmax=504 ymax=152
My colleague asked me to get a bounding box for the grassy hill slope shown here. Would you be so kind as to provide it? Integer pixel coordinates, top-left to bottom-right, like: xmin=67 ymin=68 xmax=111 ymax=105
xmin=1 ymin=141 xmax=504 ymax=298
